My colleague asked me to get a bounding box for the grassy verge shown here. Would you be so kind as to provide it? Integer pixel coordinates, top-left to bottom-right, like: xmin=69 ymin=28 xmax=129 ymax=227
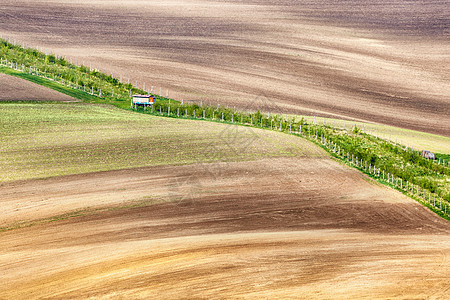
xmin=298 ymin=115 xmax=450 ymax=154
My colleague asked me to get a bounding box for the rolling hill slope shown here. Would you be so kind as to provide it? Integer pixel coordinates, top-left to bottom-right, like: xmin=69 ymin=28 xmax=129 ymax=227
xmin=1 ymin=157 xmax=449 ymax=299
xmin=1 ymin=0 xmax=449 ymax=296
xmin=0 ymin=102 xmax=449 ymax=298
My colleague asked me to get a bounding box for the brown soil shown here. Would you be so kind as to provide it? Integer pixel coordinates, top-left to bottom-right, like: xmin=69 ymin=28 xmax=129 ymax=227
xmin=1 ymin=0 xmax=448 ymax=136
xmin=0 ymin=73 xmax=76 ymax=101
xmin=1 ymin=157 xmax=449 ymax=298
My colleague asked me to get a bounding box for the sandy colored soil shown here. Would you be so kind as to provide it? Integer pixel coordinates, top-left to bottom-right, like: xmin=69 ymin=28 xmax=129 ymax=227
xmin=0 ymin=73 xmax=76 ymax=101
xmin=1 ymin=0 xmax=448 ymax=136
xmin=1 ymin=157 xmax=449 ymax=298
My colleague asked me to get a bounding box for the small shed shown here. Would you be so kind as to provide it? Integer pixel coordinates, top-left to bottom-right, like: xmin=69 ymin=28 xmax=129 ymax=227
xmin=132 ymin=95 xmax=155 ymax=107
xmin=421 ymin=150 xmax=435 ymax=160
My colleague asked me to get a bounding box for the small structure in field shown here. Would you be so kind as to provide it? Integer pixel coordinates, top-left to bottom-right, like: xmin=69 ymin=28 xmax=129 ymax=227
xmin=421 ymin=150 xmax=435 ymax=160
xmin=132 ymin=94 xmax=155 ymax=108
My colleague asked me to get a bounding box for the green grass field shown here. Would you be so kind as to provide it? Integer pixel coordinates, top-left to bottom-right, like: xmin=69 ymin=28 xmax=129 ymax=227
xmin=0 ymin=103 xmax=326 ymax=182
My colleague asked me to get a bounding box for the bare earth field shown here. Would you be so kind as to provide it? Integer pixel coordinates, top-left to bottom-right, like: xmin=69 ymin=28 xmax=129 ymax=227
xmin=0 ymin=73 xmax=75 ymax=101
xmin=1 ymin=157 xmax=449 ymax=298
xmin=1 ymin=1 xmax=450 ymax=298
xmin=1 ymin=0 xmax=449 ymax=136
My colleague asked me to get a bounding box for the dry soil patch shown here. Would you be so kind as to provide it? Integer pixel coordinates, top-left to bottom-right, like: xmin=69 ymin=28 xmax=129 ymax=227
xmin=1 ymin=157 xmax=449 ymax=298
xmin=0 ymin=73 xmax=76 ymax=101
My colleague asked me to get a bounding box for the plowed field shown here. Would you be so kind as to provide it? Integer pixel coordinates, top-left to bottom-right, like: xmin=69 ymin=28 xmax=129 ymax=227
xmin=1 ymin=158 xmax=449 ymax=298
xmin=1 ymin=0 xmax=448 ymax=135
xmin=1 ymin=1 xmax=449 ymax=297
xmin=0 ymin=73 xmax=75 ymax=101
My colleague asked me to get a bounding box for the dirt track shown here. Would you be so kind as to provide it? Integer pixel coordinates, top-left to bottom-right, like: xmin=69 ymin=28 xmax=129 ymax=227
xmin=0 ymin=73 xmax=76 ymax=101
xmin=1 ymin=157 xmax=449 ymax=298
xmin=0 ymin=0 xmax=448 ymax=136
